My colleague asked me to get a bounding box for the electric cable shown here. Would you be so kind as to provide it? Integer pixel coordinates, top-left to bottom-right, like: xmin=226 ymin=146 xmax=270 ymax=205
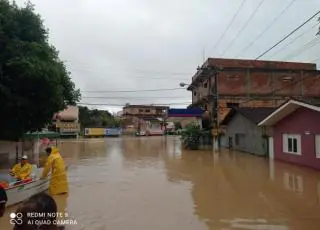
xmin=255 ymin=10 xmax=320 ymax=60
xmin=236 ymin=0 xmax=297 ymax=58
xmin=282 ymin=37 xmax=320 ymax=60
xmin=208 ymin=0 xmax=247 ymax=54
xmin=268 ymin=22 xmax=319 ymax=59
xmin=221 ymin=0 xmax=267 ymax=57
xmin=81 ymin=88 xmax=186 ymax=93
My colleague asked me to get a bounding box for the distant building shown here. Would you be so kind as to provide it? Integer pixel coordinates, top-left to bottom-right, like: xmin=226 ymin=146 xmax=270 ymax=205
xmin=167 ymin=108 xmax=204 ymax=129
xmin=121 ymin=105 xmax=169 ymax=134
xmin=115 ymin=111 xmax=123 ymax=117
xmin=122 ymin=104 xmax=168 ymax=117
xmin=221 ymin=107 xmax=275 ymax=156
xmin=51 ymin=106 xmax=80 ymax=138
xmin=187 ymin=58 xmax=320 ymax=123
xmin=259 ymin=100 xmax=320 ymax=170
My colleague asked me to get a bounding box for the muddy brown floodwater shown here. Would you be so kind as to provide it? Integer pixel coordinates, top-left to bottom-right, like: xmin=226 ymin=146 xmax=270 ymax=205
xmin=1 ymin=136 xmax=320 ymax=230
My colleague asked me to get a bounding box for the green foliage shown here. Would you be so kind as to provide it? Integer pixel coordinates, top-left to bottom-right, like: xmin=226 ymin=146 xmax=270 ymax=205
xmin=0 ymin=1 xmax=80 ymax=140
xmin=173 ymin=121 xmax=182 ymax=130
xmin=79 ymin=106 xmax=120 ymax=129
xmin=181 ymin=122 xmax=202 ymax=150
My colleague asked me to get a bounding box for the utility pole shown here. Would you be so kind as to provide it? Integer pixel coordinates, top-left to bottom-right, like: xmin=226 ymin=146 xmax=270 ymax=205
xmin=137 ymin=115 xmax=141 ymax=136
xmin=212 ymin=68 xmax=219 ymax=152
xmin=204 ymin=66 xmax=219 ymax=151
xmin=196 ymin=65 xmax=220 ymax=151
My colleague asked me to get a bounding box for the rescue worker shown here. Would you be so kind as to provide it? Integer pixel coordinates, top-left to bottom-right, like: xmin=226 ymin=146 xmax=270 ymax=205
xmin=9 ymin=155 xmax=32 ymax=180
xmin=41 ymin=147 xmax=68 ymax=195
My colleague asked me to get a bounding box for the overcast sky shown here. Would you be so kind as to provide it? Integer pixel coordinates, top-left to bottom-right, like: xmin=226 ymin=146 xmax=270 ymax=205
xmin=16 ymin=0 xmax=320 ymax=113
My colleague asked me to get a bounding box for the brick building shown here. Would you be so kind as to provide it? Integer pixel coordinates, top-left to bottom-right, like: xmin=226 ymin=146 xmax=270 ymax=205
xmin=121 ymin=105 xmax=169 ymax=134
xmin=188 ymin=58 xmax=320 ymax=123
xmin=122 ymin=105 xmax=168 ymax=117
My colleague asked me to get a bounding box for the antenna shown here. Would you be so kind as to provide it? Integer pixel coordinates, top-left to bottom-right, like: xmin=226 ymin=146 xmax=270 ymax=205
xmin=202 ymin=47 xmax=206 ymax=62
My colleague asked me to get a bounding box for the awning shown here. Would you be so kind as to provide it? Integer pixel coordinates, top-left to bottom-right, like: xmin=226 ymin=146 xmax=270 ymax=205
xmin=23 ymin=131 xmax=61 ymax=139
xmin=168 ymin=108 xmax=204 ymax=117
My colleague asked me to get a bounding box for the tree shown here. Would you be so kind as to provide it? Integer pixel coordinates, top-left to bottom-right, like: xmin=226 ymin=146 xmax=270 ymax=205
xmin=173 ymin=121 xmax=182 ymax=130
xmin=78 ymin=106 xmax=120 ymax=129
xmin=0 ymin=1 xmax=80 ymax=140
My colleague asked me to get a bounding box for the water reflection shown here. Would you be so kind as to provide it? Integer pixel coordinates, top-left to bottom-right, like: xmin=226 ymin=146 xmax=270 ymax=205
xmin=1 ymin=137 xmax=320 ymax=230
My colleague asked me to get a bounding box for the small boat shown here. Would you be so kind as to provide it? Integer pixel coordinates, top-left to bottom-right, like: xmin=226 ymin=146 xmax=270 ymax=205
xmin=1 ymin=130 xmax=60 ymax=207
xmin=3 ymin=165 xmax=50 ymax=207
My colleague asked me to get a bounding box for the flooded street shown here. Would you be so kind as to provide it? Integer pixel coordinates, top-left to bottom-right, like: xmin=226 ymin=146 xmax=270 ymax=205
xmin=1 ymin=136 xmax=320 ymax=230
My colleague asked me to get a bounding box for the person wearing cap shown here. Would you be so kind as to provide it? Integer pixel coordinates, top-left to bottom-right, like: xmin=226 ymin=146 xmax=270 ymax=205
xmin=9 ymin=155 xmax=33 ymax=181
xmin=0 ymin=186 xmax=7 ymax=218
xmin=41 ymin=147 xmax=68 ymax=195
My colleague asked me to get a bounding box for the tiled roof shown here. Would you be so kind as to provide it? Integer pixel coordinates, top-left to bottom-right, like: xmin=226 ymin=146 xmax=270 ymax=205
xmin=221 ymin=107 xmax=276 ymax=125
xmin=236 ymin=107 xmax=277 ymax=124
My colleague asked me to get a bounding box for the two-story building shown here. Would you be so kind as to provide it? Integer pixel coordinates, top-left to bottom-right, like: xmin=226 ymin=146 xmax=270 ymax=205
xmin=122 ymin=105 xmax=169 ymax=134
xmin=51 ymin=106 xmax=80 ymax=138
xmin=123 ymin=105 xmax=168 ymax=117
xmin=188 ymin=58 xmax=320 ymax=124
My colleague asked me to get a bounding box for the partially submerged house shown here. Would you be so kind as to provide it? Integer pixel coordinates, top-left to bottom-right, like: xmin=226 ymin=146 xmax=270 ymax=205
xmin=258 ymin=100 xmax=320 ymax=170
xmin=167 ymin=108 xmax=204 ymax=128
xmin=221 ymin=107 xmax=275 ymax=156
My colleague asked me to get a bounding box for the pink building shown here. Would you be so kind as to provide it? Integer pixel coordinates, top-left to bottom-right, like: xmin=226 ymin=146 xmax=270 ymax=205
xmin=259 ymin=100 xmax=320 ymax=170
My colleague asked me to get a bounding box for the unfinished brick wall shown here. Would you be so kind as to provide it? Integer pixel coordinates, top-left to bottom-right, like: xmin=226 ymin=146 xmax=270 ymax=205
xmin=190 ymin=58 xmax=320 ymax=124
xmin=207 ymin=58 xmax=316 ymax=70
xmin=192 ymin=69 xmax=320 ymax=105
xmin=216 ymin=70 xmax=320 ymax=97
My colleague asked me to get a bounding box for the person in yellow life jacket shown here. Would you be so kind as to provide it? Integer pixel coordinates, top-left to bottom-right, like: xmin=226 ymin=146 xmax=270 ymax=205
xmin=41 ymin=147 xmax=69 ymax=195
xmin=9 ymin=155 xmax=32 ymax=180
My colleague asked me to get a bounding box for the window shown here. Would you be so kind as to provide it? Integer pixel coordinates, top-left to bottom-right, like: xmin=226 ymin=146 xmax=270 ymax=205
xmin=193 ymin=91 xmax=197 ymax=96
xmin=283 ymin=134 xmax=301 ymax=155
xmin=139 ymin=109 xmax=143 ymax=112
xmin=235 ymin=133 xmax=245 ymax=147
xmin=315 ymin=135 xmax=320 ymax=158
xmin=146 ymin=109 xmax=150 ymax=112
xmin=226 ymin=103 xmax=239 ymax=108
xmin=281 ymin=75 xmax=293 ymax=81
xmin=203 ymin=82 xmax=208 ymax=88
xmin=226 ymin=74 xmax=239 ymax=80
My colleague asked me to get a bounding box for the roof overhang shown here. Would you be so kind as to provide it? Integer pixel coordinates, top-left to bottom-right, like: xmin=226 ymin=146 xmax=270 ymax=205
xmin=258 ymin=99 xmax=320 ymax=126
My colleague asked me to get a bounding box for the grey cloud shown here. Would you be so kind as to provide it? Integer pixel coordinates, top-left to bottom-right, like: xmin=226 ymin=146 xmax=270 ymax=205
xmin=15 ymin=0 xmax=320 ymax=112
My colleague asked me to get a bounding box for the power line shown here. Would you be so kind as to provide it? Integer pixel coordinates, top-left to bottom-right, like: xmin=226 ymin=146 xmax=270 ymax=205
xmin=82 ymin=96 xmax=190 ymax=99
xmin=209 ymin=0 xmax=247 ymax=54
xmin=66 ymin=61 xmax=192 ymax=76
xmin=78 ymin=102 xmax=192 ymax=106
xmin=282 ymin=37 xmax=320 ymax=60
xmin=68 ymin=67 xmax=190 ymax=81
xmin=81 ymin=88 xmax=185 ymax=93
xmin=268 ymin=22 xmax=319 ymax=59
xmin=312 ymin=56 xmax=320 ymax=62
xmin=255 ymin=10 xmax=320 ymax=60
xmin=221 ymin=0 xmax=266 ymax=57
xmin=236 ymin=0 xmax=297 ymax=58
